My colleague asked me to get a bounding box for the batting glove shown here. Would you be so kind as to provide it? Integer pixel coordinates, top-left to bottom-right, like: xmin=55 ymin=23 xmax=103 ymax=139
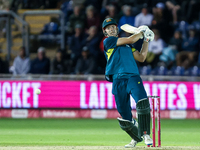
xmin=138 ymin=25 xmax=149 ymax=33
xmin=143 ymin=29 xmax=154 ymax=42
xmin=137 ymin=25 xmax=149 ymax=39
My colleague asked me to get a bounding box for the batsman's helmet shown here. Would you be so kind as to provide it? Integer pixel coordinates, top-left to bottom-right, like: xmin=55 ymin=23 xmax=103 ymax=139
xmin=102 ymin=18 xmax=117 ymax=29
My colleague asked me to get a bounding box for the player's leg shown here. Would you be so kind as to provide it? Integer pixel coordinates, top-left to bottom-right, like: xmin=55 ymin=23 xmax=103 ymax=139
xmin=136 ymin=98 xmax=152 ymax=145
xmin=117 ymin=117 xmax=143 ymax=148
xmin=112 ymin=78 xmax=132 ymax=121
xmin=128 ymin=75 xmax=152 ymax=145
xmin=112 ymin=78 xmax=143 ymax=146
xmin=117 ymin=117 xmax=143 ymax=143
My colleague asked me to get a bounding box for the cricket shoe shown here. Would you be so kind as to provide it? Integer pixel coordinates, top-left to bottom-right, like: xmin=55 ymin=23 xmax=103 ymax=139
xmin=143 ymin=134 xmax=153 ymax=145
xmin=125 ymin=139 xmax=137 ymax=148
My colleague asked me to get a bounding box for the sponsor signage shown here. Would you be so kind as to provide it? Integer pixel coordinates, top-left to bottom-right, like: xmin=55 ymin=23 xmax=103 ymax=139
xmin=0 ymin=81 xmax=199 ymax=110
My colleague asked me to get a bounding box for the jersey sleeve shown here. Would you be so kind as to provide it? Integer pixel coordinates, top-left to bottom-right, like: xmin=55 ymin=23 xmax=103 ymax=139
xmin=103 ymin=36 xmax=118 ymax=52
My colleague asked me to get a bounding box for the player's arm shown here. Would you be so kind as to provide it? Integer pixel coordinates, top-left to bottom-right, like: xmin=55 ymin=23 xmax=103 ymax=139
xmin=117 ymin=25 xmax=149 ymax=46
xmin=133 ymin=41 xmax=149 ymax=62
xmin=116 ymin=32 xmax=143 ymax=46
xmin=133 ymin=29 xmax=154 ymax=62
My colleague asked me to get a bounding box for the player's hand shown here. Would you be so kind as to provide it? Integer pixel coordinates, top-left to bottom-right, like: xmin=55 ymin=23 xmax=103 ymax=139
xmin=137 ymin=25 xmax=149 ymax=39
xmin=143 ymin=29 xmax=154 ymax=42
xmin=138 ymin=25 xmax=149 ymax=33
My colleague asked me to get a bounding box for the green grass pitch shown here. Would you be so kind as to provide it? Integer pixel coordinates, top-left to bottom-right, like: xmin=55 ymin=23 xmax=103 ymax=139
xmin=0 ymin=118 xmax=200 ymax=147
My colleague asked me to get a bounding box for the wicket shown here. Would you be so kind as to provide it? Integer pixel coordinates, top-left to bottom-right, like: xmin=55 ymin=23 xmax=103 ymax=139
xmin=148 ymin=96 xmax=161 ymax=147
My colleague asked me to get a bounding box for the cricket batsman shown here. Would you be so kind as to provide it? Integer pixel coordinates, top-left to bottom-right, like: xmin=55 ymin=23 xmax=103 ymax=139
xmin=102 ymin=18 xmax=154 ymax=148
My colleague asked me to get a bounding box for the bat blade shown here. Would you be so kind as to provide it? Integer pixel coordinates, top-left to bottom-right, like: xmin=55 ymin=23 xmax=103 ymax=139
xmin=120 ymin=24 xmax=139 ymax=34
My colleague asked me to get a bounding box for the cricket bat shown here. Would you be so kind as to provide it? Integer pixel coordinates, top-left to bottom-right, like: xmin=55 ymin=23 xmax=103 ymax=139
xmin=120 ymin=24 xmax=139 ymax=34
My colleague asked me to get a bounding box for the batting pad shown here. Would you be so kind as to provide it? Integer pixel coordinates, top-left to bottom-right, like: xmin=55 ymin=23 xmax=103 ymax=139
xmin=136 ymin=99 xmax=151 ymax=136
xmin=117 ymin=117 xmax=143 ymax=142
